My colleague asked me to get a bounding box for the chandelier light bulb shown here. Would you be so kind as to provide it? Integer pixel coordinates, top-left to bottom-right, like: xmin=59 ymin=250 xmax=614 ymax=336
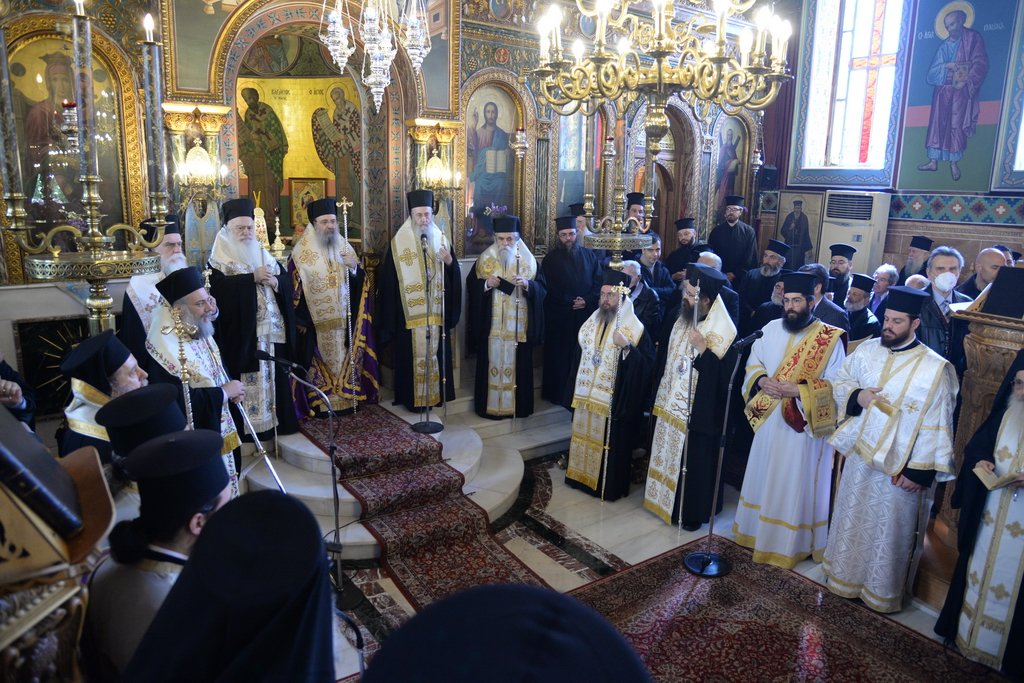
xmin=572 ymin=38 xmax=584 ymax=63
xmin=142 ymin=13 xmax=155 ymax=42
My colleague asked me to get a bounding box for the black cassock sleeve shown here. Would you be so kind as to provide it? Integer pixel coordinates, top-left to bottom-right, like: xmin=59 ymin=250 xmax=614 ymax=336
xmin=210 ymin=265 xmax=297 ymax=378
xmin=611 ymin=331 xmax=655 ymax=420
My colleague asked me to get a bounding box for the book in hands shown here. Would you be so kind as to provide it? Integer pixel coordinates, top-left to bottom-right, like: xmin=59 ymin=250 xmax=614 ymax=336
xmin=973 ymin=464 xmax=1022 ymax=491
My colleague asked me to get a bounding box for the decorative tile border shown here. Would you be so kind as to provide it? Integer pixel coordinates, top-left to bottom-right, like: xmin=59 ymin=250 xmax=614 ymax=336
xmin=888 ymin=193 xmax=1024 ymax=225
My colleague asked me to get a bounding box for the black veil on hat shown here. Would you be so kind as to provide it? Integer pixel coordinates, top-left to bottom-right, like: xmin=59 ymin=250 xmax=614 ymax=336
xmin=364 ymin=584 xmax=652 ymax=683
xmin=60 ymin=330 xmax=130 ymax=396
xmin=96 ymin=383 xmax=186 ymax=458
xmin=140 ymin=214 xmax=181 ymax=239
xmin=407 ymin=189 xmax=434 ymax=211
xmin=306 ymin=197 xmax=336 ymax=224
xmin=122 ymin=491 xmax=334 ymax=683
xmin=687 ymin=262 xmax=728 ymax=300
xmin=220 ymin=198 xmax=255 ymax=225
xmin=569 ymin=203 xmax=586 ymax=217
xmin=155 ymin=266 xmax=205 ymax=304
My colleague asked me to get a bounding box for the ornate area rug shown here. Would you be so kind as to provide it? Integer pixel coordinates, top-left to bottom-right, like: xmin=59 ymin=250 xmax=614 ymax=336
xmin=303 ymin=405 xmax=546 ymax=611
xmin=572 ymin=536 xmax=1006 ymax=682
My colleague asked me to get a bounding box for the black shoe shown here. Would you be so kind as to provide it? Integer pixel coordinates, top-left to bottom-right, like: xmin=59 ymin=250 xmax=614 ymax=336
xmin=682 ymin=522 xmax=701 ymax=531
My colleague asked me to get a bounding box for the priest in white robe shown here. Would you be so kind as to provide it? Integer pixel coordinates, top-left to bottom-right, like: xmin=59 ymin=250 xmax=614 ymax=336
xmin=644 ymin=263 xmax=736 ymax=529
xmin=936 ymin=351 xmax=1024 ymax=677
xmin=825 ymin=285 xmax=957 ymax=612
xmin=734 ymin=271 xmax=846 ymax=569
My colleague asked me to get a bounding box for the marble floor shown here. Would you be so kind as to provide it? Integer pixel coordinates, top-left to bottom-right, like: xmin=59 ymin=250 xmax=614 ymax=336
xmin=332 ymin=455 xmax=945 ymax=679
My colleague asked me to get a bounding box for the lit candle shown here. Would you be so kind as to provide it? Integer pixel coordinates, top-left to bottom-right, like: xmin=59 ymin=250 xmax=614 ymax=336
xmin=713 ymin=0 xmax=729 ymax=45
xmin=739 ymin=28 xmax=752 ymax=67
xmin=143 ymin=13 xmax=155 ymax=42
xmin=754 ymin=6 xmax=770 ymax=56
xmin=73 ymin=0 xmax=85 ymax=16
xmin=454 ymin=171 xmax=462 ymax=187
xmin=572 ymin=38 xmax=584 ymax=64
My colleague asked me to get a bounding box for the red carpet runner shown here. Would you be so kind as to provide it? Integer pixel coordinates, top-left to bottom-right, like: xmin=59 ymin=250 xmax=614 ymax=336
xmin=571 ymin=536 xmax=1005 ymax=682
xmin=301 ymin=406 xmax=545 ymax=610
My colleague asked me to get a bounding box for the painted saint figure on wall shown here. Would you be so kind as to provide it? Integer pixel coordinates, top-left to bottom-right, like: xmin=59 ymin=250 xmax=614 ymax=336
xmin=916 ymin=8 xmax=988 ymax=181
xmin=312 ymin=86 xmax=362 ymax=237
xmin=780 ymin=199 xmax=813 ymax=270
xmin=238 ymin=87 xmax=289 ymax=228
xmin=467 ymin=101 xmax=512 ymax=220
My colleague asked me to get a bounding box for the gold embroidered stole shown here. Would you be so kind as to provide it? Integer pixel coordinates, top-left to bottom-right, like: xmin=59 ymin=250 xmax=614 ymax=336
xmin=652 ymin=296 xmax=736 ymax=432
xmin=571 ymin=298 xmax=644 ymax=418
xmin=475 ymin=242 xmax=537 ymax=415
xmin=65 ymin=379 xmax=110 ymax=441
xmin=126 ymin=272 xmax=164 ymax=335
xmin=744 ymin=321 xmax=843 ymax=433
xmin=145 ymin=304 xmax=241 ymax=457
xmin=289 ymin=228 xmax=357 ymax=377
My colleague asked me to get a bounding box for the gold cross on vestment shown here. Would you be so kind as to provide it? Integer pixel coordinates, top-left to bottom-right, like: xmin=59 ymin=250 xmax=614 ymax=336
xmin=398 ymin=248 xmax=418 ymax=267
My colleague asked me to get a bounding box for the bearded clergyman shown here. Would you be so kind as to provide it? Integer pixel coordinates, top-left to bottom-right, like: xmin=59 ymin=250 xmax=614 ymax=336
xmin=465 ymin=214 xmax=546 ymax=419
xmin=120 ymin=215 xmax=187 ymax=367
xmin=565 ymin=270 xmax=654 ymax=501
xmin=936 ymin=350 xmax=1024 ymax=678
xmin=145 ymin=266 xmax=242 ymax=496
xmin=376 ymin=190 xmax=462 ymax=412
xmin=207 ymin=198 xmax=297 ymax=437
xmin=824 ymin=285 xmax=957 ymax=613
xmin=289 ymin=197 xmax=377 ymax=414
xmin=643 ymin=264 xmax=736 ymax=529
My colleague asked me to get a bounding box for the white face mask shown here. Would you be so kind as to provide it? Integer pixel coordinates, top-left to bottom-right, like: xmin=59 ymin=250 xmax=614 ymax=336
xmin=933 ymin=271 xmax=958 ymax=292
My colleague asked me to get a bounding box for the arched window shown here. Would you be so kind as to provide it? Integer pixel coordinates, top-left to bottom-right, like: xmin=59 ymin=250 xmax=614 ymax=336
xmin=789 ymin=0 xmax=913 ymax=187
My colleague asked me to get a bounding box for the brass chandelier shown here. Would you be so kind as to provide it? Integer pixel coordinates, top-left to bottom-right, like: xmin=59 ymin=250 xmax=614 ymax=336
xmin=527 ymin=0 xmax=791 ymax=259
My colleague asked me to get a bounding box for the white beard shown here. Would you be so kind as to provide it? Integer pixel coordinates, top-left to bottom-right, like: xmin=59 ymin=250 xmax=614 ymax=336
xmin=499 ymin=245 xmax=514 ymax=269
xmin=161 ymin=253 xmax=188 ymax=276
xmin=318 ymin=227 xmax=339 ymax=250
xmin=845 ymin=300 xmax=867 ymax=313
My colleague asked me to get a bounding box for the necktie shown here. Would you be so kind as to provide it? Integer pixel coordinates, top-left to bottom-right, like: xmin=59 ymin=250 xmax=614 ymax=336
xmin=940 ymin=299 xmax=951 ymax=319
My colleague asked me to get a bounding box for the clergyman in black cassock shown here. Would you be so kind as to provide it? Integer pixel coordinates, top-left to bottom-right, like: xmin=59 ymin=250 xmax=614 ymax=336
xmin=207 ymin=198 xmax=298 ymax=437
xmin=466 ymin=215 xmax=546 ymax=419
xmin=539 ymin=215 xmax=602 ymax=408
xmin=737 ymin=238 xmax=790 ymax=335
xmin=376 ymin=190 xmax=462 ymax=411
xmin=565 ymin=270 xmax=655 ymax=501
xmin=707 ymin=195 xmax=758 ymax=286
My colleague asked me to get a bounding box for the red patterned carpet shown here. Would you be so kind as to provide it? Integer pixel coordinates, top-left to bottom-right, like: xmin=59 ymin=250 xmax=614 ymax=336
xmin=302 ymin=406 xmax=546 ymax=610
xmin=571 ymin=536 xmax=1006 ymax=682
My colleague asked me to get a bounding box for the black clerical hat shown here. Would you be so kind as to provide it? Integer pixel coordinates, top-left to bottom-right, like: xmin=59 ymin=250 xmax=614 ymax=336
xmin=363 ymin=584 xmax=651 ymax=683
xmin=850 ymin=273 xmax=876 ymax=294
xmin=792 ymin=200 xmax=803 ymax=207
xmin=766 ymin=239 xmax=791 ymax=257
xmin=602 ymin=269 xmax=630 ymax=289
xmin=687 ymin=262 xmax=727 ymax=298
xmin=1013 ymin=251 xmax=1022 ymax=262
xmin=625 ymin=192 xmax=644 ymax=208
xmin=126 ymin=430 xmax=228 ymax=538
xmin=885 ymin=285 xmax=929 ymax=316
xmin=829 ymin=243 xmax=857 ymax=260
xmin=96 ymin=384 xmax=186 ymax=458
xmin=910 ymin=235 xmax=933 ymax=250
xmin=493 ymin=215 xmax=520 ymax=234
xmin=724 ymin=195 xmax=745 ymax=208
xmin=156 ymin=266 xmax=205 ymax=304
xmin=569 ymin=203 xmax=586 ymax=217
xmin=60 ymin=329 xmax=130 ymax=396
xmin=306 ymin=197 xmax=336 ymax=223
xmin=674 ymin=218 xmax=696 ymax=231
xmin=140 ymin=214 xmax=180 ymax=239
xmin=555 ymin=216 xmax=576 ymax=232
xmin=407 ymin=189 xmax=434 ymax=211
xmin=220 ymin=198 xmax=255 ymax=224
xmin=782 ymin=272 xmax=816 ymax=296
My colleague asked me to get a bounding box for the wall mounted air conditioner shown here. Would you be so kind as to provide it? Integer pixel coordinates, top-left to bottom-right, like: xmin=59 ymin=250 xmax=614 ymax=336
xmin=816 ymin=190 xmax=891 ymax=272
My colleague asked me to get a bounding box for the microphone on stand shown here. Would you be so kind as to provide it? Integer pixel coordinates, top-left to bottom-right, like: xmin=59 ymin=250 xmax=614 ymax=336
xmin=255 ymin=349 xmax=305 ymax=373
xmin=732 ymin=330 xmax=764 ymax=349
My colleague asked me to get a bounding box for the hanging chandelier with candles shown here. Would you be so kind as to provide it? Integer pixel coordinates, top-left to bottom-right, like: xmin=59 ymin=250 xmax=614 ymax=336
xmin=530 ymin=0 xmax=792 ymax=117
xmin=319 ymin=0 xmax=432 ymax=113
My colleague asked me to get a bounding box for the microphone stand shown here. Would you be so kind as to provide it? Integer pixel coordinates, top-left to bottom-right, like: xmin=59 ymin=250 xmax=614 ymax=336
xmin=683 ymin=341 xmax=745 ymax=578
xmin=292 ymin=370 xmax=363 ymax=609
xmin=413 ymin=233 xmax=443 ymax=434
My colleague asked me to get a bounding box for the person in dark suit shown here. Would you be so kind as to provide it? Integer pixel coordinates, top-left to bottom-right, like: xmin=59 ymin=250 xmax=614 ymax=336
xmin=918 ymin=246 xmax=971 ymax=374
xmin=638 ymin=233 xmax=675 ymax=313
xmin=798 ymin=263 xmax=850 ymax=334
xmin=956 ymin=247 xmax=1005 ymax=300
xmin=869 ymin=263 xmax=899 ymax=320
